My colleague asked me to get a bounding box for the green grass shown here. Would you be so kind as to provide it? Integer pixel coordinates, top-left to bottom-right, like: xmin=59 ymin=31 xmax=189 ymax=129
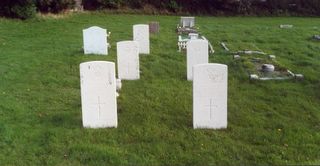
xmin=0 ymin=13 xmax=320 ymax=165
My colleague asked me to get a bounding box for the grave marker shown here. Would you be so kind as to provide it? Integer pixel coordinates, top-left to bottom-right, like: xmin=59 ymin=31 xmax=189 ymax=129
xmin=133 ymin=24 xmax=150 ymax=54
xmin=117 ymin=41 xmax=140 ymax=80
xmin=80 ymin=61 xmax=117 ymax=128
xmin=187 ymin=39 xmax=209 ymax=81
xmin=181 ymin=17 xmax=195 ymax=27
xmin=193 ymin=63 xmax=228 ymax=129
xmin=149 ymin=22 xmax=160 ymax=34
xmin=83 ymin=26 xmax=108 ymax=55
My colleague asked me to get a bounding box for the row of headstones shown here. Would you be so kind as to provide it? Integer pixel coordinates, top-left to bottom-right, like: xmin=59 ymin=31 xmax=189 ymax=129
xmin=187 ymin=39 xmax=228 ymax=129
xmin=181 ymin=18 xmax=227 ymax=129
xmin=83 ymin=24 xmax=150 ymax=55
xmin=80 ymin=24 xmax=228 ymax=130
xmin=80 ymin=24 xmax=150 ymax=128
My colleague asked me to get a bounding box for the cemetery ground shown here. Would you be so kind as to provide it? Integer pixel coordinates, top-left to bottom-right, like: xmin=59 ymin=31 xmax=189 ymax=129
xmin=0 ymin=12 xmax=319 ymax=165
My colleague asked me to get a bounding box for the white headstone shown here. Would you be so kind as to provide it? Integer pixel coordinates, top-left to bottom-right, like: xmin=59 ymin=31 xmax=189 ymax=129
xmin=187 ymin=39 xmax=209 ymax=81
xmin=80 ymin=61 xmax=117 ymax=128
xmin=133 ymin=24 xmax=150 ymax=54
xmin=117 ymin=41 xmax=140 ymax=80
xmin=181 ymin=17 xmax=195 ymax=27
xmin=189 ymin=33 xmax=199 ymax=40
xmin=193 ymin=63 xmax=228 ymax=129
xmin=83 ymin=26 xmax=108 ymax=55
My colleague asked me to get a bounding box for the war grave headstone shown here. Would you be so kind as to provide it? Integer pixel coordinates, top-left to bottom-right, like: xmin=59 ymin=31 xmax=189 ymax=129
xmin=117 ymin=41 xmax=140 ymax=80
xmin=83 ymin=26 xmax=109 ymax=55
xmin=187 ymin=39 xmax=209 ymax=81
xmin=80 ymin=61 xmax=117 ymax=128
xmin=193 ymin=63 xmax=228 ymax=129
xmin=133 ymin=24 xmax=150 ymax=54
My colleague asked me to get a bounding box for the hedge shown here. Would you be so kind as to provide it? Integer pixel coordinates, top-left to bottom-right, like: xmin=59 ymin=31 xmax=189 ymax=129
xmin=1 ymin=0 xmax=320 ymax=19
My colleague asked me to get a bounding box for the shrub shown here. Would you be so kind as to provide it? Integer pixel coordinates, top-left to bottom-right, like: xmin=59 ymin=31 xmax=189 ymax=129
xmin=0 ymin=0 xmax=36 ymax=19
xmin=36 ymin=0 xmax=75 ymax=13
xmin=83 ymin=0 xmax=123 ymax=10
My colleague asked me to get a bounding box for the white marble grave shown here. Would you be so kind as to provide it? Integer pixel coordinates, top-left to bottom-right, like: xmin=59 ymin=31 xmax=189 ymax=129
xmin=181 ymin=17 xmax=195 ymax=27
xmin=117 ymin=41 xmax=140 ymax=80
xmin=187 ymin=39 xmax=209 ymax=81
xmin=80 ymin=61 xmax=117 ymax=128
xmin=83 ymin=26 xmax=108 ymax=55
xmin=133 ymin=24 xmax=150 ymax=54
xmin=193 ymin=63 xmax=228 ymax=129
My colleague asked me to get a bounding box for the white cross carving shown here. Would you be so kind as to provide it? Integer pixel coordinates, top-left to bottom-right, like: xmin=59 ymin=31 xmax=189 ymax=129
xmin=204 ymin=98 xmax=218 ymax=120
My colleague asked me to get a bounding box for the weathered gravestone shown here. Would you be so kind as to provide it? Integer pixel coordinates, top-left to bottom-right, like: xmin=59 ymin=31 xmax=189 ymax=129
xmin=187 ymin=39 xmax=209 ymax=81
xmin=193 ymin=63 xmax=228 ymax=129
xmin=180 ymin=17 xmax=195 ymax=28
xmin=117 ymin=41 xmax=140 ymax=80
xmin=83 ymin=26 xmax=108 ymax=55
xmin=80 ymin=61 xmax=117 ymax=128
xmin=133 ymin=24 xmax=150 ymax=54
xmin=149 ymin=22 xmax=160 ymax=34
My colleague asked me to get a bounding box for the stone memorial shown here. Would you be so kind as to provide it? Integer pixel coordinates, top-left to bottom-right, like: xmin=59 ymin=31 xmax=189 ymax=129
xmin=187 ymin=39 xmax=209 ymax=81
xmin=133 ymin=24 xmax=150 ymax=54
xmin=189 ymin=33 xmax=199 ymax=40
xmin=117 ymin=41 xmax=140 ymax=80
xmin=149 ymin=22 xmax=160 ymax=34
xmin=80 ymin=61 xmax=117 ymax=128
xmin=181 ymin=17 xmax=195 ymax=28
xmin=193 ymin=63 xmax=228 ymax=129
xmin=83 ymin=26 xmax=108 ymax=55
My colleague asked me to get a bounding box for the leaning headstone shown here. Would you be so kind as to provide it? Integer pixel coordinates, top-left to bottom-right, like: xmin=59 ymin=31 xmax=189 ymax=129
xmin=133 ymin=24 xmax=150 ymax=54
xmin=80 ymin=61 xmax=117 ymax=128
xmin=83 ymin=26 xmax=108 ymax=55
xmin=149 ymin=22 xmax=160 ymax=34
xmin=181 ymin=17 xmax=195 ymax=28
xmin=187 ymin=39 xmax=209 ymax=81
xmin=117 ymin=41 xmax=140 ymax=80
xmin=193 ymin=63 xmax=228 ymax=129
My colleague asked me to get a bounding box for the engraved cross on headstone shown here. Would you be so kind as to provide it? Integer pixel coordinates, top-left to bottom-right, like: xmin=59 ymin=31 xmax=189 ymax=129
xmin=94 ymin=96 xmax=107 ymax=120
xmin=204 ymin=98 xmax=218 ymax=120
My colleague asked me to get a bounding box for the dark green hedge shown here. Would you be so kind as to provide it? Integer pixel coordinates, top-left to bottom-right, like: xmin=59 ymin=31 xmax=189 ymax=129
xmin=0 ymin=0 xmax=74 ymax=19
xmin=1 ymin=0 xmax=320 ymax=19
xmin=83 ymin=0 xmax=320 ymax=16
xmin=36 ymin=0 xmax=75 ymax=13
xmin=0 ymin=0 xmax=36 ymax=19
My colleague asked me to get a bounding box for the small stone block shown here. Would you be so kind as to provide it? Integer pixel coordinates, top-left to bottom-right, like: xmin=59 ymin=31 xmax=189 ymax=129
xmin=116 ymin=79 xmax=122 ymax=91
xmin=233 ymin=55 xmax=241 ymax=59
xmin=295 ymin=74 xmax=304 ymax=80
xmin=269 ymin=55 xmax=276 ymax=59
xmin=250 ymin=74 xmax=259 ymax=80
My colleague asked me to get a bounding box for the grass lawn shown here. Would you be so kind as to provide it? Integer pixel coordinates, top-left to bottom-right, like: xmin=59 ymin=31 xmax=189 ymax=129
xmin=0 ymin=12 xmax=319 ymax=165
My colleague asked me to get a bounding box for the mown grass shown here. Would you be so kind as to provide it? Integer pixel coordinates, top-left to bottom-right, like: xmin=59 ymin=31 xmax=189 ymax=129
xmin=0 ymin=13 xmax=319 ymax=165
